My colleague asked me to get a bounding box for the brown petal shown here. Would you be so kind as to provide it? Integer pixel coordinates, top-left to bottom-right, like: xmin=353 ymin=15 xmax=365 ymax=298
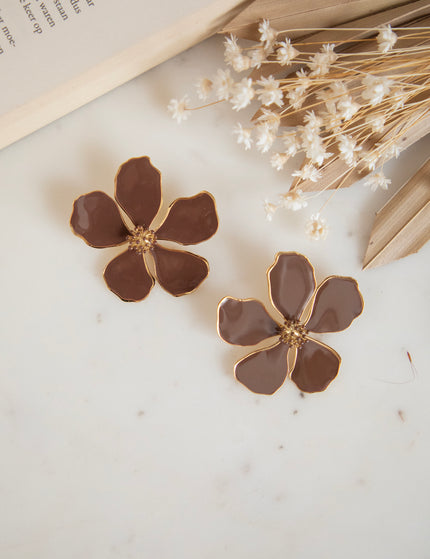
xmin=290 ymin=338 xmax=340 ymax=393
xmin=268 ymin=252 xmax=316 ymax=320
xmin=305 ymin=276 xmax=364 ymax=333
xmin=235 ymin=342 xmax=290 ymax=395
xmin=156 ymin=191 xmax=218 ymax=245
xmin=104 ymin=250 xmax=154 ymax=302
xmin=217 ymin=297 xmax=279 ymax=346
xmin=151 ymin=245 xmax=209 ymax=296
xmin=115 ymin=157 xmax=162 ymax=228
xmin=70 ymin=191 xmax=129 ymax=248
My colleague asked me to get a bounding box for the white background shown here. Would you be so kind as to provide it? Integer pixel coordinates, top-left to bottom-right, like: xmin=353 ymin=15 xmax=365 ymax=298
xmin=0 ymin=35 xmax=429 ymax=558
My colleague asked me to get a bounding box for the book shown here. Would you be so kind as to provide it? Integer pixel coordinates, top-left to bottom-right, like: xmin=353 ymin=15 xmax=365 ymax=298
xmin=0 ymin=0 xmax=251 ymax=150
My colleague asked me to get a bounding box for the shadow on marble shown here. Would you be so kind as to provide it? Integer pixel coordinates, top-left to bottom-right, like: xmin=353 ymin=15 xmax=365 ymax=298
xmin=186 ymin=232 xmax=274 ymax=334
xmin=43 ymin=145 xmax=117 ymax=229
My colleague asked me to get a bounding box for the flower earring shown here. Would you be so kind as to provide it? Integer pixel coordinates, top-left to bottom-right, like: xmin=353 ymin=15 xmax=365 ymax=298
xmin=217 ymin=252 xmax=363 ymax=394
xmin=70 ymin=156 xmax=218 ymax=301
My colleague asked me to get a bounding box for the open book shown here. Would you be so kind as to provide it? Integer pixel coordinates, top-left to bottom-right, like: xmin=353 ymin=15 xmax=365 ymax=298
xmin=0 ymin=0 xmax=250 ymax=150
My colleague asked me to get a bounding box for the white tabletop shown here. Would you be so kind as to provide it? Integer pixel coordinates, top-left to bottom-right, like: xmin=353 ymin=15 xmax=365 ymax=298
xmin=1 ymin=35 xmax=429 ymax=559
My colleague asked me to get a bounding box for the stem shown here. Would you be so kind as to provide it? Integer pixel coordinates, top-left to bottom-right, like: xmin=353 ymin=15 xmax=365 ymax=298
xmin=188 ymin=99 xmax=224 ymax=111
xmin=317 ymin=167 xmax=356 ymax=213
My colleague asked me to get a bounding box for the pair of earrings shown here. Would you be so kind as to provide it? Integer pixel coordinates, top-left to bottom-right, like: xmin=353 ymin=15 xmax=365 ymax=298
xmin=70 ymin=156 xmax=364 ymax=395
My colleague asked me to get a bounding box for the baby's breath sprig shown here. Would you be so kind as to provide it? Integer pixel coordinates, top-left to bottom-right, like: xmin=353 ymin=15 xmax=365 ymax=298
xmin=167 ymin=20 xmax=430 ymax=240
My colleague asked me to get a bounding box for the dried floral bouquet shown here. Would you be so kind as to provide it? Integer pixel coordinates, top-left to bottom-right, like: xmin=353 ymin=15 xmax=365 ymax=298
xmin=168 ymin=18 xmax=430 ymax=247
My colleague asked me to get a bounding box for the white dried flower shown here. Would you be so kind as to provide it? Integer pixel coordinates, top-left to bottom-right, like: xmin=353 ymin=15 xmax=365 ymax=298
xmin=337 ymin=134 xmax=362 ymax=165
xmin=305 ymin=137 xmax=331 ymax=167
xmin=256 ymin=76 xmax=283 ymax=107
xmin=280 ymin=189 xmax=308 ymax=211
xmin=296 ymin=69 xmax=312 ymax=90
xmin=308 ymin=52 xmax=330 ymax=76
xmin=287 ymin=87 xmax=305 ymax=109
xmin=303 ymin=111 xmax=323 ymax=132
xmin=317 ymin=81 xmax=345 ymax=108
xmin=305 ymin=213 xmax=328 ymax=240
xmin=264 ymin=199 xmax=279 ymax=221
xmin=270 ymin=152 xmax=289 ymax=171
xmin=322 ymin=43 xmax=338 ymax=64
xmin=300 ymin=124 xmax=330 ymax=166
xmin=249 ymin=48 xmax=266 ymax=69
xmin=230 ymin=78 xmax=255 ymax=111
xmin=377 ymin=25 xmax=397 ymax=53
xmin=256 ymin=108 xmax=281 ymax=132
xmin=281 ymin=132 xmax=298 ymax=157
xmin=391 ymin=88 xmax=409 ymax=110
xmin=308 ymin=44 xmax=337 ymax=76
xmin=230 ymin=54 xmax=251 ymax=73
xmin=321 ymin=109 xmax=343 ymax=132
xmin=224 ymin=34 xmax=241 ymax=65
xmin=276 ymin=39 xmax=299 ymax=65
xmin=361 ymin=150 xmax=380 ymax=171
xmin=365 ymin=114 xmax=385 ymax=133
xmin=195 ymin=78 xmax=213 ymax=100
xmin=292 ymin=163 xmax=322 ymax=183
xmin=259 ymin=19 xmax=277 ymax=50
xmin=337 ymin=96 xmax=360 ymax=121
xmin=255 ymin=123 xmax=276 ymax=153
xmin=213 ymin=69 xmax=234 ymax=100
xmin=167 ymin=96 xmax=190 ymax=123
xmin=364 ymin=171 xmax=391 ymax=191
xmin=233 ymin=123 xmax=253 ymax=150
xmin=383 ymin=142 xmax=401 ymax=161
xmin=362 ymin=75 xmax=392 ymax=105
xmin=224 ymin=35 xmax=251 ymax=72
xmin=299 ymin=125 xmax=312 ymax=146
xmin=330 ymin=80 xmax=348 ymax=97
xmin=316 ymin=87 xmax=337 ymax=114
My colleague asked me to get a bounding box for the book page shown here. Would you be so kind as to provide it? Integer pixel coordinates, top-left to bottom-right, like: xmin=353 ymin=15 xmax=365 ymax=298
xmin=0 ymin=0 xmax=207 ymax=113
xmin=0 ymin=0 xmax=247 ymax=148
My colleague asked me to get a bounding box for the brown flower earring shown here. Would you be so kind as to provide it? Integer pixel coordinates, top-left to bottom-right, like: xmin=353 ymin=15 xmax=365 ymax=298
xmin=70 ymin=156 xmax=218 ymax=301
xmin=217 ymin=252 xmax=364 ymax=395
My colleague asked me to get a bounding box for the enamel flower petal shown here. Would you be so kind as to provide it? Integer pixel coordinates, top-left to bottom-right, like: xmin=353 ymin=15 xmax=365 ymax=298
xmin=114 ymin=156 xmax=162 ymax=228
xmin=235 ymin=342 xmax=290 ymax=395
xmin=104 ymin=250 xmax=154 ymax=302
xmin=268 ymin=252 xmax=316 ymax=320
xmin=290 ymin=339 xmax=341 ymax=393
xmin=217 ymin=252 xmax=363 ymax=395
xmin=152 ymin=245 xmax=209 ymax=297
xmin=305 ymin=276 xmax=364 ymax=333
xmin=218 ymin=297 xmax=279 ymax=346
xmin=71 ymin=156 xmax=218 ymax=302
xmin=157 ymin=192 xmax=218 ymax=245
xmin=70 ymin=191 xmax=129 ymax=248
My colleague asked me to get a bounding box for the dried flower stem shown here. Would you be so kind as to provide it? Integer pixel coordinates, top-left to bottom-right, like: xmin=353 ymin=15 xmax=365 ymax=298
xmin=168 ymin=20 xmax=430 ymax=239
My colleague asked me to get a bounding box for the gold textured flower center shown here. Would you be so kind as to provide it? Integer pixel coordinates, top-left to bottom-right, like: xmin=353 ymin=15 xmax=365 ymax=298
xmin=280 ymin=319 xmax=308 ymax=348
xmin=127 ymin=226 xmax=157 ymax=254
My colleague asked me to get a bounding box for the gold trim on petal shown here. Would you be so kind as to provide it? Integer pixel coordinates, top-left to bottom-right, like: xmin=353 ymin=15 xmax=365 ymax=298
xmin=303 ymin=275 xmax=365 ymax=330
xmin=149 ymin=245 xmax=210 ymax=298
xmin=267 ymin=251 xmax=317 ymax=322
xmin=114 ymin=156 xmax=163 ymax=229
xmin=234 ymin=341 xmax=292 ymax=396
xmin=290 ymin=336 xmax=342 ymax=393
xmin=156 ymin=190 xmax=219 ymax=245
xmin=103 ymin=250 xmax=155 ymax=303
xmin=216 ymin=296 xmax=280 ymax=346
xmin=70 ymin=191 xmax=130 ymax=249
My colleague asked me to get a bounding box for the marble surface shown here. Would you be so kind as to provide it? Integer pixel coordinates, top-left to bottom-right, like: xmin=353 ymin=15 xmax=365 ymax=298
xmin=0 ymin=35 xmax=429 ymax=559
